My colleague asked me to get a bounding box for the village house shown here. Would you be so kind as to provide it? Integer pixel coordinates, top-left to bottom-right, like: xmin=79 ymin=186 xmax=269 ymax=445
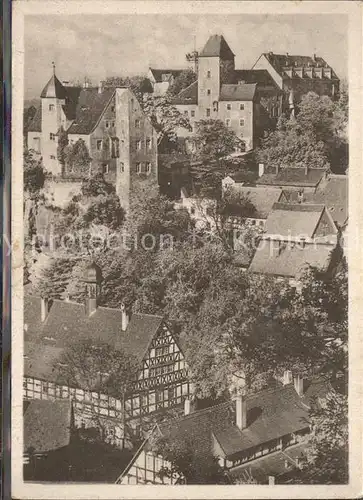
xmin=248 ymin=202 xmax=340 ymax=284
xmin=171 ymin=35 xmax=283 ymax=152
xmin=23 ymin=263 xmax=191 ymax=449
xmin=23 ymin=399 xmax=133 ymax=482
xmin=27 ymin=70 xmax=158 ymax=211
xmin=256 ymin=164 xmax=327 ymax=193
xmin=116 ymin=375 xmax=329 ymax=485
xmin=147 ymin=68 xmax=185 ymax=96
xmin=252 ymin=52 xmax=340 ymax=114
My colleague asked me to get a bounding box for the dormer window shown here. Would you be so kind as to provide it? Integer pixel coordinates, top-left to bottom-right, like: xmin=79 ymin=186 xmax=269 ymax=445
xmin=49 ymin=104 xmax=55 ymax=111
xmin=96 ymin=139 xmax=103 ymax=151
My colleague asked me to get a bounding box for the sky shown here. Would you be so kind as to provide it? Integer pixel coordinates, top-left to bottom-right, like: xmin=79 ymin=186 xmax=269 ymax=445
xmin=24 ymin=13 xmax=348 ymax=100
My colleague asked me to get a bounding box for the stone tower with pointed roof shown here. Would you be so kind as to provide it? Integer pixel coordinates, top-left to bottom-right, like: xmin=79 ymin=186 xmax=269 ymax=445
xmin=40 ymin=67 xmax=68 ymax=176
xmin=197 ymin=34 xmax=235 ymax=114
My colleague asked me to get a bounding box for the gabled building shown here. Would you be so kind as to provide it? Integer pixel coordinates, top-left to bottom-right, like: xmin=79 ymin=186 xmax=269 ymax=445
xmin=27 ymin=71 xmax=158 ymax=211
xmin=23 ymin=263 xmax=191 ymax=448
xmin=116 ymin=376 xmax=329 ymax=485
xmin=147 ymin=68 xmax=185 ymax=96
xmin=252 ymin=52 xmax=340 ymax=113
xmin=249 ymin=203 xmax=340 ymax=282
xmin=256 ymin=165 xmax=327 ymax=193
xmin=172 ymin=35 xmax=283 ymax=152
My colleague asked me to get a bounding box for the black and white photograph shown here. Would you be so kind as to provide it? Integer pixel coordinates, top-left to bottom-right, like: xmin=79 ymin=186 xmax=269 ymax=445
xmin=10 ymin=1 xmax=362 ymax=497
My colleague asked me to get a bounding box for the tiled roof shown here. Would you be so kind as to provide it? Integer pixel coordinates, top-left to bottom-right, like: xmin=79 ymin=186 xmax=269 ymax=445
xmin=199 ymin=35 xmax=235 ymax=59
xmin=149 ymin=68 xmax=184 ymax=82
xmin=257 ymin=168 xmax=326 ymax=187
xmin=285 ymin=175 xmax=348 ymax=227
xmin=24 ymin=399 xmax=72 ymax=454
xmin=158 ymin=379 xmax=328 ymax=459
xmin=262 ymin=53 xmax=339 ymax=80
xmin=220 ymin=83 xmax=257 ymax=102
xmin=264 ymin=203 xmax=325 ymax=238
xmin=27 ymin=106 xmax=41 ymax=133
xmin=24 ymin=294 xmax=165 ymax=381
xmin=230 ymin=186 xmax=284 ymax=219
xmin=249 ymin=240 xmax=335 ymax=277
xmin=67 ymin=87 xmax=116 ymax=135
xmin=40 ymin=74 xmax=67 ymax=99
xmin=172 ymin=81 xmax=198 ymax=105
xmin=234 ymin=69 xmax=279 ymax=88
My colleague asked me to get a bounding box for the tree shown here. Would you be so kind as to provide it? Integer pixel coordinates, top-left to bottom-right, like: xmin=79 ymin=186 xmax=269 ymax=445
xmin=29 ymin=255 xmax=76 ymax=299
xmin=64 ymin=139 xmax=92 ymax=178
xmin=103 ymin=75 xmax=153 ymax=101
xmin=142 ymin=94 xmax=192 ymax=147
xmin=167 ymin=69 xmax=197 ymax=96
xmin=57 ymin=126 xmax=69 ymax=175
xmin=54 ymin=338 xmax=138 ymax=441
xmin=189 ymin=120 xmax=242 ymax=197
xmin=284 ymin=389 xmax=348 ymax=484
xmin=151 ymin=433 xmax=228 ymax=484
xmin=24 ymin=147 xmax=46 ymax=240
xmin=256 ymin=91 xmax=349 ymax=174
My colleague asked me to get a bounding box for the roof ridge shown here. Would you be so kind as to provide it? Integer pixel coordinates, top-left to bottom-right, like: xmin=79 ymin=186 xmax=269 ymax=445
xmin=176 ymin=80 xmax=198 ymax=97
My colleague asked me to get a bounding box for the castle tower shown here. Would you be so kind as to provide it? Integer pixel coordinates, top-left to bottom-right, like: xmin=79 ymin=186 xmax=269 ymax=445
xmin=40 ymin=64 xmax=67 ymax=176
xmin=197 ymin=35 xmax=235 ymax=118
xmin=82 ymin=262 xmax=102 ymax=316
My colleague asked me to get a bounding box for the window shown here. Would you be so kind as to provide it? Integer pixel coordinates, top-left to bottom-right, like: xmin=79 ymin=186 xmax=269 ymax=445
xmin=184 ymin=110 xmax=188 ymax=116
xmin=111 ymin=105 xmax=115 ymax=112
xmin=135 ymin=119 xmax=141 ymax=128
xmin=239 ymin=119 xmax=245 ymax=126
xmin=240 ymin=103 xmax=245 ymax=111
xmin=96 ymin=139 xmax=103 ymax=151
xmin=50 ymin=133 xmax=56 ymax=141
xmin=146 ymin=162 xmax=151 ymax=175
xmin=207 ymin=70 xmax=211 ymax=78
xmin=120 ymin=162 xmax=125 ymax=173
xmin=102 ymin=163 xmax=109 ymax=174
xmin=146 ymin=138 xmax=152 ymax=150
xmin=190 ymin=207 xmax=196 ymax=215
xmin=136 ymin=162 xmax=142 ymax=174
xmin=49 ymin=104 xmax=55 ymax=111
xmin=207 ymin=89 xmax=211 ymax=95
xmin=50 ymin=155 xmax=56 ymax=160
xmin=131 ymin=98 xmax=134 ymax=110
xmin=191 ymin=110 xmax=195 ymax=117
xmin=226 ymin=104 xmax=232 ymax=110
xmin=33 ymin=137 xmax=40 ymax=153
xmin=136 ymin=140 xmax=142 ymax=151
xmin=105 ymin=121 xmax=110 ymax=128
xmin=206 ymin=108 xmax=211 ymax=117
xmin=225 ymin=118 xmax=231 ymax=127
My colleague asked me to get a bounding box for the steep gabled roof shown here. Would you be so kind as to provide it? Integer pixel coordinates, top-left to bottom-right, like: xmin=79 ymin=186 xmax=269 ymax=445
xmin=24 ymin=294 xmax=168 ymax=380
xmin=171 ymin=80 xmax=198 ymax=105
xmin=249 ymin=239 xmax=336 ymax=278
xmin=257 ymin=168 xmax=326 ymax=188
xmin=149 ymin=68 xmax=184 ymax=82
xmin=234 ymin=69 xmax=279 ymax=88
xmin=199 ymin=35 xmax=235 ymax=59
xmin=24 ymin=399 xmax=72 ymax=454
xmin=67 ymin=87 xmax=116 ymax=135
xmin=119 ymin=378 xmax=329 ymax=481
xmin=229 ymin=186 xmax=283 ymax=219
xmin=261 ymin=53 xmax=339 ymax=80
xmin=264 ymin=203 xmax=326 ymax=238
xmin=220 ymin=83 xmax=257 ymax=102
xmin=40 ymin=74 xmax=67 ymax=99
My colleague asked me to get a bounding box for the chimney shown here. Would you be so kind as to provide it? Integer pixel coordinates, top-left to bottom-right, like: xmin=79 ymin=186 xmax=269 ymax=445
xmin=286 ymin=52 xmax=289 ymax=57
xmin=258 ymin=163 xmax=265 ymax=177
xmin=98 ymin=81 xmax=103 ymax=94
xmin=304 ymin=165 xmax=309 ymax=176
xmin=121 ymin=303 xmax=129 ymax=332
xmin=283 ymin=370 xmax=293 ymax=385
xmin=275 ymin=164 xmax=279 ymax=175
xmin=40 ymin=298 xmax=49 ymax=322
xmin=235 ymin=393 xmax=247 ymax=430
xmin=297 ymin=189 xmax=304 ymax=203
xmin=268 ymin=476 xmax=275 ymax=485
xmin=294 ymin=375 xmax=304 ymax=397
xmin=313 ymin=53 xmax=317 ymax=61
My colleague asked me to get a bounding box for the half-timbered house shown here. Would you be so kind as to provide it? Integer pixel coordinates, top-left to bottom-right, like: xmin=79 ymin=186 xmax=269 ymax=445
xmin=24 ymin=263 xmax=191 ymax=448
